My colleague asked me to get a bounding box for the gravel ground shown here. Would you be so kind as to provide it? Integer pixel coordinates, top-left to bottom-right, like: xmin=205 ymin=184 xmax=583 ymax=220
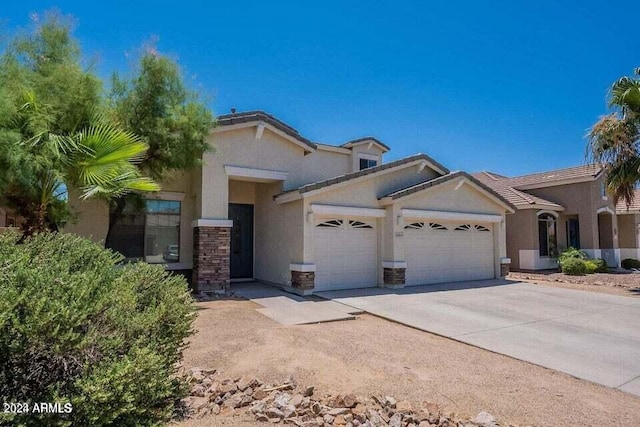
xmin=509 ymin=270 xmax=640 ymax=297
xmin=175 ymin=298 xmax=640 ymax=427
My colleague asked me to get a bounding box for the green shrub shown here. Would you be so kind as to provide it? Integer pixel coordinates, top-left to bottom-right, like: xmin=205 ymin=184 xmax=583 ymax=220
xmin=590 ymin=258 xmax=609 ymax=273
xmin=622 ymin=258 xmax=640 ymax=270
xmin=561 ymin=257 xmax=588 ymax=276
xmin=0 ymin=232 xmax=195 ymax=426
xmin=584 ymin=260 xmax=598 ymax=274
xmin=558 ymin=247 xmax=588 ymax=265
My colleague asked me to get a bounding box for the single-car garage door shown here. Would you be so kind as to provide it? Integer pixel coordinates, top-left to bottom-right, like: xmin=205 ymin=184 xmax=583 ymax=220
xmin=313 ymin=218 xmax=378 ymax=291
xmin=404 ymin=221 xmax=495 ymax=286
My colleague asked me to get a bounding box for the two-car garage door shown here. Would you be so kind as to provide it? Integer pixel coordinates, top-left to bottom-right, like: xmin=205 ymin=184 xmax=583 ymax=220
xmin=313 ymin=218 xmax=378 ymax=291
xmin=404 ymin=220 xmax=495 ymax=286
xmin=312 ymin=216 xmax=497 ymax=291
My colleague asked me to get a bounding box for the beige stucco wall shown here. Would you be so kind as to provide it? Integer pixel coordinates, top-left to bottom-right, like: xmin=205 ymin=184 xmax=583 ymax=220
xmin=526 ymin=178 xmax=616 ymax=250
xmin=618 ymin=214 xmax=639 ymax=249
xmin=202 ymin=127 xmax=357 ymax=220
xmin=254 ymin=182 xmax=304 ymax=285
xmin=505 ymin=210 xmax=537 ymax=270
xmin=63 ymin=190 xmax=110 ymax=243
xmin=304 ymin=164 xmax=440 ymax=208
xmin=350 ymin=144 xmax=384 ymax=171
xmin=229 ymin=180 xmax=256 ymax=204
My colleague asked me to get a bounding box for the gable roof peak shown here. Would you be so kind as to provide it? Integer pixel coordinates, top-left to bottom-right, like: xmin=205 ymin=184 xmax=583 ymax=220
xmin=341 ymin=136 xmax=390 ymax=153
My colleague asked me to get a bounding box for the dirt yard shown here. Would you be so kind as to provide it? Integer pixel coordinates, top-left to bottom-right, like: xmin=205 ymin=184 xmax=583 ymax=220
xmin=509 ymin=270 xmax=640 ymax=297
xmin=176 ymin=298 xmax=640 ymax=427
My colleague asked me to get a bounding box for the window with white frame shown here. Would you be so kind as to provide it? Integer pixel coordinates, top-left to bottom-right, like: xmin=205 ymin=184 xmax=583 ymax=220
xmin=358 ymin=154 xmax=379 ymax=170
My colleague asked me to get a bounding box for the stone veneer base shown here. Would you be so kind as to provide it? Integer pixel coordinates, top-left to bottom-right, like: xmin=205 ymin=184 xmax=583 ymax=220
xmin=500 ymin=263 xmax=510 ymax=277
xmin=193 ymin=226 xmax=231 ymax=293
xmin=383 ymin=267 xmax=406 ymax=286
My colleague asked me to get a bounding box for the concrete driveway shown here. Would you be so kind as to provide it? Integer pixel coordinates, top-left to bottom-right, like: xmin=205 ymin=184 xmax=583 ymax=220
xmin=318 ymin=280 xmax=640 ymax=397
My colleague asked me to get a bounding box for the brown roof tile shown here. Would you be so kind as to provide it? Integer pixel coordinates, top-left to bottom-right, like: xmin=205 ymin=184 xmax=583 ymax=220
xmin=616 ymin=189 xmax=640 ymax=213
xmin=507 ymin=164 xmax=602 ymax=188
xmin=217 ymin=110 xmax=318 ymax=151
xmin=275 ymin=153 xmax=450 ymax=199
xmin=472 ymin=171 xmax=565 ymax=210
xmin=380 ymin=171 xmax=516 ymax=211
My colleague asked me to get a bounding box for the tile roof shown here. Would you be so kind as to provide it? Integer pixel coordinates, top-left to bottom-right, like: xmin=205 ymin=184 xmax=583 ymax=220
xmin=275 ymin=153 xmax=450 ymax=199
xmin=616 ymin=189 xmax=640 ymax=213
xmin=217 ymin=110 xmax=318 ymax=151
xmin=217 ymin=111 xmax=390 ymax=154
xmin=506 ymin=164 xmax=602 ymax=188
xmin=472 ymin=172 xmax=565 ymax=210
xmin=380 ymin=171 xmax=516 ymax=211
xmin=341 ymin=137 xmax=391 ymax=152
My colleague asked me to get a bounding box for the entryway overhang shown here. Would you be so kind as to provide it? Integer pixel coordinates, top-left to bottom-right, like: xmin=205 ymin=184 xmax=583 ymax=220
xmin=224 ymin=165 xmax=289 ymax=183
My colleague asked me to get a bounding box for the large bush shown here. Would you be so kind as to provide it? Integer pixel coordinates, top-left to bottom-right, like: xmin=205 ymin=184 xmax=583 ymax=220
xmin=561 ymin=258 xmax=588 ymax=276
xmin=0 ymin=232 xmax=195 ymax=426
xmin=622 ymin=258 xmax=640 ymax=270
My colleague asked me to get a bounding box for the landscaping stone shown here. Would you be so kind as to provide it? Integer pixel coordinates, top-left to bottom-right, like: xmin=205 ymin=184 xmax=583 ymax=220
xmin=181 ymin=367 xmax=503 ymax=426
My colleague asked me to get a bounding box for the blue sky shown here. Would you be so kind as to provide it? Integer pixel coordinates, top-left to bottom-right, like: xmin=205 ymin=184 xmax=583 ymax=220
xmin=2 ymin=1 xmax=639 ymax=175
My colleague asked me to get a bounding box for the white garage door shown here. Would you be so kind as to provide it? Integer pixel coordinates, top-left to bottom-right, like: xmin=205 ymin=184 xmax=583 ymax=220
xmin=313 ymin=218 xmax=378 ymax=291
xmin=404 ymin=221 xmax=495 ymax=286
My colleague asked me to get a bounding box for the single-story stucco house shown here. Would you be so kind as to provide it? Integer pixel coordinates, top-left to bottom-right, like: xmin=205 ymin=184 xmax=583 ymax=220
xmin=474 ymin=165 xmax=640 ymax=270
xmin=64 ymin=110 xmax=516 ymax=294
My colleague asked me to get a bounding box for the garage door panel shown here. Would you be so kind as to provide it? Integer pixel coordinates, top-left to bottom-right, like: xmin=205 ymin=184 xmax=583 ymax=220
xmin=313 ymin=218 xmax=377 ymax=291
xmin=405 ymin=221 xmax=495 ymax=286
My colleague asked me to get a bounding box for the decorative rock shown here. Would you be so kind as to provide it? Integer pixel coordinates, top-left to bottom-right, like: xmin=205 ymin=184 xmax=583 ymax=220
xmin=327 ymin=407 xmax=350 ymax=416
xmin=389 ymin=413 xmax=402 ymax=427
xmin=191 ymin=384 xmax=206 ymax=397
xmin=383 ymin=396 xmax=396 ymax=408
xmin=253 ymin=388 xmax=269 ymax=400
xmin=237 ymin=376 xmax=257 ymax=391
xmin=266 ymin=407 xmax=285 ymax=419
xmin=303 ymin=385 xmax=315 ymax=397
xmin=396 ymin=400 xmax=412 ymax=412
xmin=274 ymin=392 xmax=292 ymax=408
xmin=418 ymin=422 xmax=432 ymax=427
xmin=290 ymin=394 xmax=304 ymax=407
xmin=323 ymin=414 xmax=335 ymax=424
xmin=219 ymin=380 xmax=238 ymax=394
xmin=333 ymin=414 xmax=347 ymax=425
xmin=342 ymin=394 xmax=359 ymax=408
xmin=250 ymin=401 xmax=267 ymax=414
xmin=471 ymin=411 xmax=497 ymax=426
xmin=283 ymin=404 xmax=297 ymax=418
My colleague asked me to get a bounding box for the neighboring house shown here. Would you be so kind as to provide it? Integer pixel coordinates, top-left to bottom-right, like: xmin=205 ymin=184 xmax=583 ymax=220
xmin=65 ymin=110 xmax=515 ymax=294
xmin=474 ymin=165 xmax=640 ymax=270
xmin=616 ymin=189 xmax=640 ymax=262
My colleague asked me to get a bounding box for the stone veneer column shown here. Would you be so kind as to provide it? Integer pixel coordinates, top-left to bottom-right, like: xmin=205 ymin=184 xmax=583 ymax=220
xmin=500 ymin=257 xmax=511 ymax=277
xmin=382 ymin=261 xmax=406 ymax=288
xmin=192 ymin=220 xmax=233 ymax=294
xmin=289 ymin=263 xmax=316 ymax=295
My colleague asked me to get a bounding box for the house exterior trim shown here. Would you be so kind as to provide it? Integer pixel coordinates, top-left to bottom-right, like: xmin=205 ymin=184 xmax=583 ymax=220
xmin=401 ymin=209 xmax=503 ymax=223
xmin=191 ymin=219 xmax=234 ymax=228
xmin=289 ymin=263 xmax=316 ymax=272
xmin=224 ymin=165 xmax=289 ymax=182
xmin=310 ymin=204 xmax=386 ymax=218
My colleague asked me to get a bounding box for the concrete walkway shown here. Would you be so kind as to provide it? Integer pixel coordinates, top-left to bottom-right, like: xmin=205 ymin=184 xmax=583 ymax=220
xmin=232 ymin=282 xmax=361 ymax=325
xmin=318 ymin=279 xmax=640 ymax=397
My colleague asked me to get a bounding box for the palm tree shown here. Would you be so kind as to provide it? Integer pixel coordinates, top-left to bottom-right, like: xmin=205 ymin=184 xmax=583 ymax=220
xmin=3 ymin=96 xmax=159 ymax=236
xmin=588 ymin=67 xmax=640 ymax=208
